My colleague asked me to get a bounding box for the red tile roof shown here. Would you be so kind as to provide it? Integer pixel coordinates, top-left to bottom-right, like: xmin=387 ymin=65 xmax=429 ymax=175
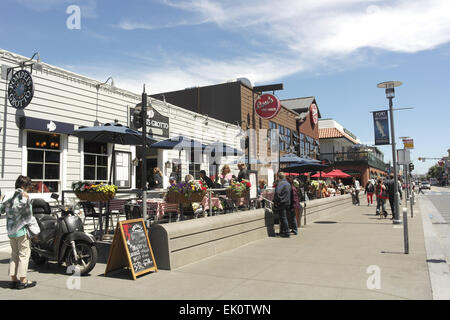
xmin=319 ymin=127 xmax=359 ymax=144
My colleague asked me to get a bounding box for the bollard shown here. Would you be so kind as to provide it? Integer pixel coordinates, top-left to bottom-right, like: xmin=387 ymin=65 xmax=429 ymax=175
xmin=409 ymin=195 xmax=414 ymax=218
xmin=403 ymin=207 xmax=409 ymax=254
xmin=303 ymin=202 xmax=307 ymax=226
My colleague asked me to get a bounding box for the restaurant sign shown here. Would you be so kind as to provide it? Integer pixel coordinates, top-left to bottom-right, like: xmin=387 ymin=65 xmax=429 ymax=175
xmin=130 ymin=106 xmax=169 ymax=138
xmin=8 ymin=70 xmax=34 ymax=109
xmin=254 ymin=94 xmax=281 ymax=119
xmin=310 ymin=104 xmax=318 ymax=126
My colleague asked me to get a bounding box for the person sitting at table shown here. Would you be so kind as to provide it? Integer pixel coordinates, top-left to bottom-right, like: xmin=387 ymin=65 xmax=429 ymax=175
xmin=184 ymin=174 xmax=194 ymax=183
xmin=219 ymin=165 xmax=233 ymax=187
xmin=199 ymin=170 xmax=215 ymax=189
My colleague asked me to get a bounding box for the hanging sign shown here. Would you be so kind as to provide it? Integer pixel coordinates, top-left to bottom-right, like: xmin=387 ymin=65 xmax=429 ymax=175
xmin=373 ymin=110 xmax=390 ymax=145
xmin=105 ymin=218 xmax=157 ymax=280
xmin=130 ymin=106 xmax=169 ymax=138
xmin=403 ymin=138 xmax=414 ymax=149
xmin=254 ymin=94 xmax=281 ymax=119
xmin=8 ymin=70 xmax=34 ymax=109
xmin=310 ymin=104 xmax=318 ymax=126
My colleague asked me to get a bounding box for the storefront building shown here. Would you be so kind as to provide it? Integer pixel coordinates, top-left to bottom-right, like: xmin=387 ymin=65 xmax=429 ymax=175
xmin=0 ymin=49 xmax=241 ymax=198
xmin=318 ymin=119 xmax=388 ymax=186
xmin=151 ymin=80 xmax=322 ymax=181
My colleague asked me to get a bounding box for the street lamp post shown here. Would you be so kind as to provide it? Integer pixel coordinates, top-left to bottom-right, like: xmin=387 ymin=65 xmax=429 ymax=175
xmin=377 ymin=81 xmax=402 ymax=224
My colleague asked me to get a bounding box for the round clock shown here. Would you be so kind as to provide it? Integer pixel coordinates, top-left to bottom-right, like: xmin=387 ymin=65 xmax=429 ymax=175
xmin=8 ymin=70 xmax=34 ymax=109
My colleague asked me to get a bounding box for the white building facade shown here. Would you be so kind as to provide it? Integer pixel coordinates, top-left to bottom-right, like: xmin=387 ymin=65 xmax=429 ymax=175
xmin=0 ymin=49 xmax=241 ymax=198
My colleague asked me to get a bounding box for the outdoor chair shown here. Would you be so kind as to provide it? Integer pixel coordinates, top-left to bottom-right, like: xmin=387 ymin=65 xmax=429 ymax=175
xmin=79 ymin=201 xmax=114 ymax=233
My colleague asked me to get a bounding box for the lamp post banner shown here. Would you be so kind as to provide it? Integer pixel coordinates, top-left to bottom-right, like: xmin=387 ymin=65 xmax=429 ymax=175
xmin=373 ymin=110 xmax=390 ymax=145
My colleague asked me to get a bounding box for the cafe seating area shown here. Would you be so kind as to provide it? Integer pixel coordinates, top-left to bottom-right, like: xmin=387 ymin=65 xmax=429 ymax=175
xmin=69 ymin=188 xmax=275 ymax=239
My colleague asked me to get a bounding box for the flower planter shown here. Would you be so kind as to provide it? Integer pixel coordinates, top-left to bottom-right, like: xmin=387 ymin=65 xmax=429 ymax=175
xmin=165 ymin=191 xmax=206 ymax=204
xmin=226 ymin=189 xmax=249 ymax=200
xmin=75 ymin=192 xmax=115 ymax=202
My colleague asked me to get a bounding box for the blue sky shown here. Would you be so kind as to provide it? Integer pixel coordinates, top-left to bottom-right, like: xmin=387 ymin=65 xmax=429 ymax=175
xmin=2 ymin=0 xmax=450 ymax=174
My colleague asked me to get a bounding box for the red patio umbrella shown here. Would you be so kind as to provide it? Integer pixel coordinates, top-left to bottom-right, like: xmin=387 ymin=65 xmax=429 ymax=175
xmin=325 ymin=169 xmax=351 ymax=178
xmin=311 ymin=172 xmax=330 ymax=178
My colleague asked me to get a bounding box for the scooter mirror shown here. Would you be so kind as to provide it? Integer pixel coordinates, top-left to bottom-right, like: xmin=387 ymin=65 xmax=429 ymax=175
xmin=50 ymin=193 xmax=59 ymax=201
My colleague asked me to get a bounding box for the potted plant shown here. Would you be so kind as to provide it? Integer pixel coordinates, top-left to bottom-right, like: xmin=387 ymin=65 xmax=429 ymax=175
xmin=72 ymin=181 xmax=118 ymax=201
xmin=226 ymin=179 xmax=251 ymax=200
xmin=165 ymin=180 xmax=207 ymax=204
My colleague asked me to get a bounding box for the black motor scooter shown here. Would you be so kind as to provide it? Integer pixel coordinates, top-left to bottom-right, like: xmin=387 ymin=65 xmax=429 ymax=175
xmin=30 ymin=194 xmax=98 ymax=276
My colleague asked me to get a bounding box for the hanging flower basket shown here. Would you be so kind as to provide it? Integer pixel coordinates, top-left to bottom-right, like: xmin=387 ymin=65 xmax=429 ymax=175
xmin=72 ymin=181 xmax=118 ymax=202
xmin=75 ymin=192 xmax=116 ymax=202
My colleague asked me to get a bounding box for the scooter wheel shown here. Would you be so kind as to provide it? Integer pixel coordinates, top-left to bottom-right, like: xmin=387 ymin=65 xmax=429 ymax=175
xmin=31 ymin=251 xmax=47 ymax=265
xmin=65 ymin=242 xmax=98 ymax=276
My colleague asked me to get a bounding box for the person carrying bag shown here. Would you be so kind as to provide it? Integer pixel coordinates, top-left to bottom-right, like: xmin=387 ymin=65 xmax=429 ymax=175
xmin=0 ymin=175 xmax=40 ymax=289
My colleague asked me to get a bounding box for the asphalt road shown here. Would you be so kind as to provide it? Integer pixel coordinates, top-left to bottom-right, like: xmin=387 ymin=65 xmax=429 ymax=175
xmin=424 ymin=187 xmax=450 ymax=223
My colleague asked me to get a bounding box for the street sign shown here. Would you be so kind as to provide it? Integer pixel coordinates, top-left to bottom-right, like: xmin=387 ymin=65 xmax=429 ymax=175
xmin=403 ymin=138 xmax=414 ymax=149
xmin=397 ymin=149 xmax=410 ymax=165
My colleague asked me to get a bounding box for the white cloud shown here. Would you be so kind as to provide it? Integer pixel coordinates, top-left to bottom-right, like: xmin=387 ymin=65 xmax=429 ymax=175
xmin=111 ymin=0 xmax=450 ymax=91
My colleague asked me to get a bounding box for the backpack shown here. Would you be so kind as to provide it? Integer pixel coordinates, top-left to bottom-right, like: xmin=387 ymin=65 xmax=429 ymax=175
xmin=367 ymin=182 xmax=374 ymax=193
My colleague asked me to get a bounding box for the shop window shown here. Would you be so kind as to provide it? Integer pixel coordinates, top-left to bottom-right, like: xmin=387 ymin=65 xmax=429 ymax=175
xmin=278 ymin=125 xmax=285 ymax=151
xmin=268 ymin=121 xmax=277 ymax=151
xmin=84 ymin=141 xmax=108 ymax=181
xmin=27 ymin=131 xmax=61 ymax=193
xmin=189 ymin=150 xmax=202 ymax=180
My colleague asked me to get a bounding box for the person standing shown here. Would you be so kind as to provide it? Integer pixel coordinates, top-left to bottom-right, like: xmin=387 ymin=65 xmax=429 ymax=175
xmin=353 ymin=177 xmax=361 ymax=205
xmin=151 ymin=167 xmax=163 ymax=189
xmin=237 ymin=162 xmax=249 ymax=182
xmin=0 ymin=175 xmax=37 ymax=290
xmin=375 ymin=178 xmax=388 ymax=217
xmin=386 ymin=174 xmax=402 ymax=220
xmin=287 ymin=176 xmax=299 ymax=235
xmin=273 ymin=172 xmax=292 ymax=238
xmin=365 ymin=179 xmax=375 ymax=206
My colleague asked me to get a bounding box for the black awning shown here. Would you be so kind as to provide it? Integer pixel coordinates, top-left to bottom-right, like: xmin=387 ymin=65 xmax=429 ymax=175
xmin=19 ymin=116 xmax=75 ymax=135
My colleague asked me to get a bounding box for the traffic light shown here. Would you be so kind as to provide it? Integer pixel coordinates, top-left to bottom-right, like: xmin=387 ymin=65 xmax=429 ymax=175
xmin=409 ymin=163 xmax=414 ymax=171
xmin=132 ymin=107 xmax=143 ymax=129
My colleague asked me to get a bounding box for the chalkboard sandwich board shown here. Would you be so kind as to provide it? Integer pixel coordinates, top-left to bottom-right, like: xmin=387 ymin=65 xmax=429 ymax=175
xmin=105 ymin=218 xmax=157 ymax=280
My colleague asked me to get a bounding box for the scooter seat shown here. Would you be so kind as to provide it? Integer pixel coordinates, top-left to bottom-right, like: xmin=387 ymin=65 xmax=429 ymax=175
xmin=36 ymin=214 xmax=57 ymax=231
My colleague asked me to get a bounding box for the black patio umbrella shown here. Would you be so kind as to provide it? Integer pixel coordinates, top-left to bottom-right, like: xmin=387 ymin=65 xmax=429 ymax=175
xmin=270 ymin=153 xmax=312 ymax=164
xmin=149 ymin=136 xmax=207 ymax=181
xmin=149 ymin=135 xmax=206 ymax=150
xmin=73 ymin=122 xmax=157 ymax=183
xmin=281 ymin=160 xmax=328 ymax=174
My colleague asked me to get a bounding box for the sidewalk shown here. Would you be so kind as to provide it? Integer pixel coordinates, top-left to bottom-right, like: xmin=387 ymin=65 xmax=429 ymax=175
xmin=0 ymin=197 xmax=432 ymax=300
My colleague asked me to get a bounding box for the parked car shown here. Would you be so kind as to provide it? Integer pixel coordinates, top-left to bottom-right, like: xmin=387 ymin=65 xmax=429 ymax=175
xmin=421 ymin=181 xmax=431 ymax=190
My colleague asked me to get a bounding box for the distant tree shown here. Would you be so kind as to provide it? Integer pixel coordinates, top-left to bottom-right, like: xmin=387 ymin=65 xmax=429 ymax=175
xmin=427 ymin=165 xmax=444 ymax=180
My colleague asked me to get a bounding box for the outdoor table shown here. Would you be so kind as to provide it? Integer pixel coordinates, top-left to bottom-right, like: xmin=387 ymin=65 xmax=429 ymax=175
xmin=201 ymin=196 xmax=223 ymax=215
xmin=137 ymin=199 xmax=180 ymax=222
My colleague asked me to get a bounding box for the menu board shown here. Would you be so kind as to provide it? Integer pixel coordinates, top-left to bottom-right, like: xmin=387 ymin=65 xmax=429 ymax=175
xmin=105 ymin=219 xmax=157 ymax=280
